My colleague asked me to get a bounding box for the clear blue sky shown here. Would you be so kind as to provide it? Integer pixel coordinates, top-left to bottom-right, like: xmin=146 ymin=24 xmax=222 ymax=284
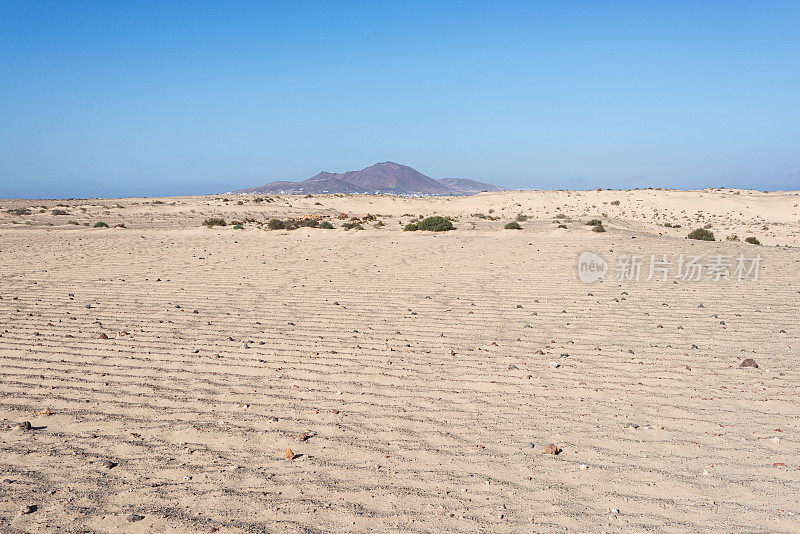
xmin=1 ymin=1 xmax=798 ymax=198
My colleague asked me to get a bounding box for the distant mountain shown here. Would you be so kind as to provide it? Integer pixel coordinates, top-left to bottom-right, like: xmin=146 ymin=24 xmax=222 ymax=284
xmin=230 ymin=162 xmax=503 ymax=196
xmin=438 ymin=178 xmax=506 ymax=194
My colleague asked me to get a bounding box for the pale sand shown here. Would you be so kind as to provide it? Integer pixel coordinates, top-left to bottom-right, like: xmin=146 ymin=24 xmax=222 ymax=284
xmin=1 ymin=189 xmax=799 ymax=532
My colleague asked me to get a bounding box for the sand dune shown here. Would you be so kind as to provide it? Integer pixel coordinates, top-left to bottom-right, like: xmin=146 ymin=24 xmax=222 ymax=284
xmin=1 ymin=190 xmax=799 ymax=532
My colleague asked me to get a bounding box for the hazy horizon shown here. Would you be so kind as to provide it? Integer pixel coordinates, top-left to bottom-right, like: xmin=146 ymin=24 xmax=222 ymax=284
xmin=2 ymin=1 xmax=799 ymax=198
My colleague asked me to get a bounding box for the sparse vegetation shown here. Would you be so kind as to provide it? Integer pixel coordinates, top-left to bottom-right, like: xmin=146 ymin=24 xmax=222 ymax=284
xmin=557 ymin=224 xmax=567 ymax=229
xmin=93 ymin=221 xmax=109 ymax=228
xmin=504 ymin=221 xmax=522 ymax=230
xmin=267 ymin=218 xmax=285 ymax=230
xmin=7 ymin=208 xmax=31 ymax=216
xmin=688 ymin=228 xmax=715 ymax=241
xmin=202 ymin=218 xmax=227 ymax=227
xmin=745 ymin=236 xmax=761 ymax=245
xmin=51 ymin=209 xmax=68 ymax=215
xmin=404 ymin=222 xmax=419 ymax=231
xmin=342 ymin=222 xmax=363 ymax=230
xmin=516 ymin=214 xmax=529 ymax=222
xmin=318 ymin=220 xmax=334 ymax=229
xmin=232 ymin=224 xmax=244 ymax=229
xmin=586 ymin=219 xmax=602 ymax=226
xmin=592 ymin=224 xmax=606 ymax=233
xmin=416 ymin=216 xmax=454 ymax=232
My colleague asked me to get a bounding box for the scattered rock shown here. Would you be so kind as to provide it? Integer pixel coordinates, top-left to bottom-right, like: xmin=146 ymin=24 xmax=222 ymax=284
xmin=127 ymin=513 xmax=145 ymax=522
xmin=103 ymin=460 xmax=117 ymax=469
xmin=285 ymin=448 xmax=296 ymax=460
xmin=19 ymin=504 xmax=36 ymax=515
xmin=740 ymin=358 xmax=759 ymax=368
xmin=548 ymin=361 xmax=560 ymax=369
xmin=508 ymin=364 xmax=519 ymax=370
xmin=623 ymin=423 xmax=639 ymax=429
xmin=544 ymin=443 xmax=561 ymax=455
xmin=99 ymin=333 xmax=109 ymax=339
xmin=296 ymin=433 xmax=311 ymax=441
xmin=18 ymin=421 xmax=32 ymax=431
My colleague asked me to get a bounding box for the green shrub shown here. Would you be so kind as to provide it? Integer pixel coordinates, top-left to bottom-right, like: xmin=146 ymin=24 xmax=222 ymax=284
xmin=202 ymin=218 xmax=226 ymax=227
xmin=416 ymin=216 xmax=453 ymax=232
xmin=267 ymin=218 xmax=285 ymax=230
xmin=93 ymin=221 xmax=109 ymax=228
xmin=298 ymin=218 xmax=318 ymax=228
xmin=342 ymin=222 xmax=363 ymax=230
xmin=504 ymin=221 xmax=521 ymax=230
xmin=557 ymin=224 xmax=567 ymax=229
xmin=403 ymin=223 xmax=419 ymax=231
xmin=51 ymin=209 xmax=68 ymax=215
xmin=232 ymin=224 xmax=244 ymax=229
xmin=744 ymin=236 xmax=761 ymax=245
xmin=516 ymin=214 xmax=529 ymax=222
xmin=7 ymin=208 xmax=31 ymax=216
xmin=318 ymin=220 xmax=334 ymax=229
xmin=586 ymin=219 xmax=602 ymax=226
xmin=688 ymin=228 xmax=715 ymax=241
xmin=592 ymin=224 xmax=606 ymax=233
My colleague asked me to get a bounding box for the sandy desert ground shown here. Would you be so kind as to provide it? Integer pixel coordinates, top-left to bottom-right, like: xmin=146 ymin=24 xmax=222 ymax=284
xmin=1 ymin=189 xmax=799 ymax=533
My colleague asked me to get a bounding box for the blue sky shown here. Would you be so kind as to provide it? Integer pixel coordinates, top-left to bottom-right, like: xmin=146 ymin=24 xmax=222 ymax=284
xmin=1 ymin=1 xmax=798 ymax=198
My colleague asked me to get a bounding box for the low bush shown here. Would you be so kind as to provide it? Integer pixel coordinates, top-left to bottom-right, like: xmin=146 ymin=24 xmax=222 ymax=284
xmin=202 ymin=218 xmax=226 ymax=227
xmin=7 ymin=208 xmax=31 ymax=216
xmin=592 ymin=224 xmax=606 ymax=233
xmin=51 ymin=209 xmax=68 ymax=215
xmin=744 ymin=236 xmax=761 ymax=245
xmin=232 ymin=224 xmax=244 ymax=229
xmin=688 ymin=228 xmax=715 ymax=241
xmin=342 ymin=222 xmax=363 ymax=230
xmin=267 ymin=218 xmax=285 ymax=230
xmin=93 ymin=221 xmax=109 ymax=228
xmin=586 ymin=219 xmax=602 ymax=226
xmin=318 ymin=220 xmax=334 ymax=229
xmin=504 ymin=221 xmax=522 ymax=230
xmin=404 ymin=223 xmax=419 ymax=231
xmin=416 ymin=216 xmax=454 ymax=232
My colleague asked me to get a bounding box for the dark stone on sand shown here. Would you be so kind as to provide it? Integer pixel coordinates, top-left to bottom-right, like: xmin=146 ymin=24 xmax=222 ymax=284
xmin=740 ymin=358 xmax=759 ymax=368
xmin=18 ymin=421 xmax=31 ymax=431
xmin=127 ymin=513 xmax=145 ymax=522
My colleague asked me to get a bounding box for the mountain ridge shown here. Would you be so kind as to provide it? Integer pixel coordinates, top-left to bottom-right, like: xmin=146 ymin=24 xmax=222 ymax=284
xmin=230 ymin=162 xmax=503 ymax=196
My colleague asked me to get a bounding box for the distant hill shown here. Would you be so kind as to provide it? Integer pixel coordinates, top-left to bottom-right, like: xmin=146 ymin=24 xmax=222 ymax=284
xmin=230 ymin=162 xmax=503 ymax=196
xmin=438 ymin=178 xmax=506 ymax=194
